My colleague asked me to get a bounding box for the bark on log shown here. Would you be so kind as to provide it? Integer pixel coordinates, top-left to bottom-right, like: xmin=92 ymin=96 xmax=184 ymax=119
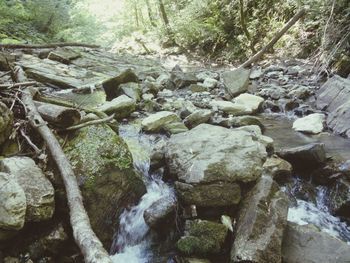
xmin=240 ymin=9 xmax=306 ymax=68
xmin=34 ymin=101 xmax=81 ymax=128
xmin=0 ymin=42 xmax=100 ymax=49
xmin=15 ymin=66 xmax=112 ymax=263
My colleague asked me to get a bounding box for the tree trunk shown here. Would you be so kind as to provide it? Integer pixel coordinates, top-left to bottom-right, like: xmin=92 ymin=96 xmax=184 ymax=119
xmin=240 ymin=9 xmax=306 ymax=68
xmin=239 ymin=0 xmax=256 ymax=53
xmin=15 ymin=66 xmax=113 ymax=263
xmin=145 ymin=0 xmax=157 ymax=27
xmin=158 ymin=0 xmax=170 ymax=27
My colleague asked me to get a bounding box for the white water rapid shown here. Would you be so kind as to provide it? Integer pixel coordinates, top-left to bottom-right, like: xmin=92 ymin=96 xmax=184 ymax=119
xmin=110 ymin=125 xmax=175 ymax=263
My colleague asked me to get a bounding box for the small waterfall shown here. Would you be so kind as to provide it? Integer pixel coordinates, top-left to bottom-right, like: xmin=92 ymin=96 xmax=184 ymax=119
xmin=287 ymin=184 xmax=350 ymax=243
xmin=110 ymin=124 xmax=175 ymax=262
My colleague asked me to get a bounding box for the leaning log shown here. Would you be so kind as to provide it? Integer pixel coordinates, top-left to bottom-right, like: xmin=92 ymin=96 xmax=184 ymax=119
xmin=0 ymin=42 xmax=100 ymax=49
xmin=15 ymin=66 xmax=112 ymax=263
xmin=34 ymin=101 xmax=81 ymax=128
xmin=240 ymin=9 xmax=306 ymax=68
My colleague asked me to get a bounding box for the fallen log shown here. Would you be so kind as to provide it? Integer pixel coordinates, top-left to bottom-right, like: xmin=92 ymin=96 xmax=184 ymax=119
xmin=0 ymin=42 xmax=100 ymax=49
xmin=64 ymin=114 xmax=115 ymax=131
xmin=15 ymin=66 xmax=112 ymax=263
xmin=34 ymin=101 xmax=81 ymax=128
xmin=240 ymin=9 xmax=306 ymax=68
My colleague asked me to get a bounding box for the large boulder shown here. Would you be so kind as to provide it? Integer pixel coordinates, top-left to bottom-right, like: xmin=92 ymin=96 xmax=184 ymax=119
xmin=0 ymin=102 xmax=13 ymax=146
xmin=64 ymin=124 xmax=146 ymax=247
xmin=230 ymin=175 xmax=289 ymax=263
xmin=165 ymin=124 xmax=267 ymax=207
xmin=292 ymin=113 xmax=325 ymax=134
xmin=0 ymin=157 xmax=54 ymax=222
xmin=144 ymin=196 xmax=176 ymax=229
xmin=222 ymin=68 xmax=251 ymax=97
xmin=184 ymin=110 xmax=213 ymax=129
xmin=0 ymin=172 xmax=26 ymax=240
xmin=170 ymin=66 xmax=198 ymax=89
xmin=176 ymin=220 xmax=228 ymax=256
xmin=232 ymin=93 xmax=264 ymax=114
xmin=210 ymin=100 xmax=251 ymax=116
xmin=282 ymin=223 xmax=350 ymax=263
xmin=316 ymin=75 xmax=350 ymax=138
xmin=328 ymin=178 xmax=350 ymax=218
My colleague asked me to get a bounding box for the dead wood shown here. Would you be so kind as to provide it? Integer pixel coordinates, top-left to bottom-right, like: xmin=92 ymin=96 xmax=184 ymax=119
xmin=240 ymin=9 xmax=306 ymax=68
xmin=64 ymin=114 xmax=115 ymax=131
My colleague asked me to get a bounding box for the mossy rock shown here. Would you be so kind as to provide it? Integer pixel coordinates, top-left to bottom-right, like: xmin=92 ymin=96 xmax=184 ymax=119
xmin=64 ymin=124 xmax=146 ymax=247
xmin=176 ymin=220 xmax=228 ymax=256
xmin=0 ymin=102 xmax=13 ymax=147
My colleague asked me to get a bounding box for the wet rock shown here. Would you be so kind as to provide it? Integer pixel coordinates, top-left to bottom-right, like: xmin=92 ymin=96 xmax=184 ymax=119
xmin=184 ymin=110 xmax=212 ymax=129
xmin=47 ymin=48 xmax=81 ymax=64
xmin=196 ymin=71 xmax=219 ymax=81
xmin=210 ymin=100 xmax=249 ymax=116
xmin=27 ymin=223 xmax=68 ymax=260
xmin=233 ymin=93 xmax=264 ymax=114
xmin=102 ymin=69 xmax=139 ymax=100
xmin=282 ymin=223 xmax=350 ymax=263
xmin=0 ymin=172 xmax=26 ymax=240
xmin=277 ymin=143 xmax=326 ymax=170
xmin=230 ymin=175 xmax=289 ymax=263
xmin=176 ymin=220 xmax=228 ymax=256
xmin=118 ymin=82 xmax=142 ymax=102
xmin=0 ymin=157 xmax=54 ymax=222
xmin=64 ymin=124 xmax=146 ymax=247
xmin=263 ymin=155 xmax=293 ymax=181
xmin=328 ymin=178 xmax=350 ymax=218
xmin=292 ymin=113 xmax=325 ymax=134
xmin=165 ymin=124 xmax=267 ymax=184
xmin=222 ymin=68 xmax=251 ymax=97
xmin=316 ymin=75 xmax=350 ymax=138
xmin=141 ymin=111 xmax=180 ymax=132
xmin=163 ymin=122 xmax=189 ymax=134
xmin=230 ymin=116 xmax=264 ymax=130
xmin=250 ymin=68 xmax=263 ymax=80
xmin=144 ymin=196 xmax=176 ymax=228
xmin=97 ymin=95 xmax=136 ymax=118
xmin=288 ymin=85 xmax=311 ymax=99
xmin=170 ymin=66 xmax=198 ymax=89
xmin=175 ymin=181 xmax=241 ymax=207
xmin=0 ymin=102 xmax=13 ymax=146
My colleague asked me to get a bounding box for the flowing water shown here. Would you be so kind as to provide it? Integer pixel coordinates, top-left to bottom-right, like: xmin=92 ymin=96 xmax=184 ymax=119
xmin=110 ymin=124 xmax=175 ymax=263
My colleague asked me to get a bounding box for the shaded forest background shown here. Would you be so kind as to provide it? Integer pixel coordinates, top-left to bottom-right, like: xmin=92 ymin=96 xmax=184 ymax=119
xmin=0 ymin=0 xmax=349 ymax=72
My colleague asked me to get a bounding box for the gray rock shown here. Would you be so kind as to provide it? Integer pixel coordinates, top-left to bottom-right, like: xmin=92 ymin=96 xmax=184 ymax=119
xmin=230 ymin=175 xmax=289 ymax=263
xmin=222 ymin=68 xmax=251 ymax=97
xmin=184 ymin=110 xmax=212 ymax=129
xmin=0 ymin=102 xmax=13 ymax=145
xmin=170 ymin=66 xmax=198 ymax=89
xmin=144 ymin=196 xmax=175 ymax=228
xmin=282 ymin=223 xmax=350 ymax=263
xmin=196 ymin=71 xmax=219 ymax=81
xmin=0 ymin=157 xmax=54 ymax=222
xmin=165 ymin=124 xmax=267 ymax=184
xmin=328 ymin=178 xmax=350 ymax=218
xmin=47 ymin=47 xmax=81 ymax=64
xmin=258 ymin=85 xmax=286 ymax=100
xmin=102 ymin=68 xmax=139 ymax=100
xmin=97 ymin=95 xmax=136 ymax=118
xmin=163 ymin=122 xmax=189 ymax=134
xmin=288 ymin=85 xmax=311 ymax=99
xmin=292 ymin=113 xmax=325 ymax=134
xmin=316 ymin=75 xmax=350 ymax=137
xmin=0 ymin=172 xmax=26 ymax=240
xmin=141 ymin=111 xmax=180 ymax=132
xmin=250 ymin=68 xmax=263 ymax=80
xmin=119 ymin=82 xmax=142 ymax=102
xmin=201 ymin=78 xmax=218 ymax=89
xmin=263 ymin=155 xmax=293 ymax=180
xmin=189 ymin=84 xmax=209 ymax=93
xmin=176 ymin=219 xmax=228 ymax=256
xmin=175 ymin=181 xmax=241 ymax=207
xmin=230 ymin=116 xmax=264 ymax=130
xmin=210 ymin=100 xmax=250 ymax=116
xmin=233 ymin=93 xmax=264 ymax=114
xmin=277 ymin=143 xmax=326 ymax=170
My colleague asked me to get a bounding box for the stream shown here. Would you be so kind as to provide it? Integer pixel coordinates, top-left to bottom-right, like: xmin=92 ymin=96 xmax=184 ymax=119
xmin=110 ymin=124 xmax=175 ymax=263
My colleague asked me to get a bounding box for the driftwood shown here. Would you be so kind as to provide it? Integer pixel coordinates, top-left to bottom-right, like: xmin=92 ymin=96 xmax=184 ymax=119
xmin=15 ymin=66 xmax=112 ymax=263
xmin=0 ymin=42 xmax=100 ymax=49
xmin=34 ymin=101 xmax=81 ymax=128
xmin=240 ymin=9 xmax=306 ymax=68
xmin=64 ymin=114 xmax=115 ymax=131
xmin=0 ymin=81 xmax=37 ymax=89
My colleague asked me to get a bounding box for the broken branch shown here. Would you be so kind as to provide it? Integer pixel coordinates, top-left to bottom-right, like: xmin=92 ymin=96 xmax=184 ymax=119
xmin=64 ymin=114 xmax=115 ymax=131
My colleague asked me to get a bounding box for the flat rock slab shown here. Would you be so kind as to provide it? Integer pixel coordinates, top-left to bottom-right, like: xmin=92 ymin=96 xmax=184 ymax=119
xmin=282 ymin=223 xmax=350 ymax=263
xmin=165 ymin=124 xmax=267 ymax=184
xmin=0 ymin=157 xmax=55 ymax=222
xmin=316 ymin=75 xmax=350 ymax=137
xmin=141 ymin=111 xmax=180 ymax=132
xmin=97 ymin=94 xmax=136 ymax=118
xmin=233 ymin=93 xmax=264 ymax=114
